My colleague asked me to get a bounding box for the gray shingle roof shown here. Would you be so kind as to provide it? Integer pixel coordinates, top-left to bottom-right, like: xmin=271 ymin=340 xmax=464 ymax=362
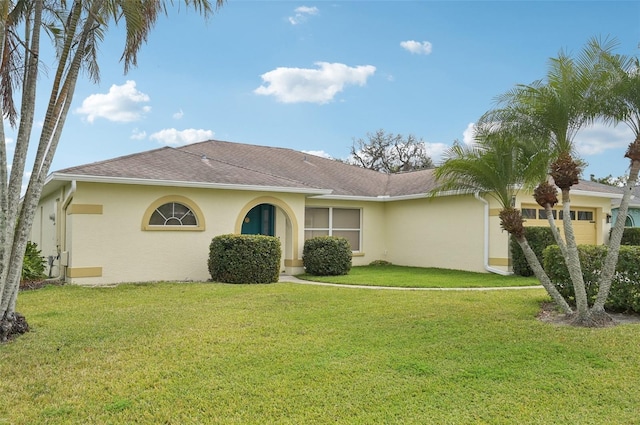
xmin=51 ymin=139 xmax=623 ymax=200
xmin=54 ymin=140 xmax=404 ymax=196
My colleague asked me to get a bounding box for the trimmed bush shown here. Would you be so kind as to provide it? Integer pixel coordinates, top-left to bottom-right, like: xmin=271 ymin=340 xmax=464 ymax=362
xmin=21 ymin=241 xmax=46 ymax=283
xmin=543 ymin=244 xmax=640 ymax=313
xmin=621 ymin=227 xmax=640 ymax=246
xmin=511 ymin=227 xmax=555 ymax=276
xmin=369 ymin=260 xmax=392 ymax=266
xmin=208 ymin=234 xmax=281 ymax=284
xmin=303 ymin=236 xmax=352 ymax=276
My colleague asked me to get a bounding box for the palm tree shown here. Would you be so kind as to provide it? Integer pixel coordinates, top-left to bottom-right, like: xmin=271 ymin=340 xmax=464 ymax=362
xmin=0 ymin=0 xmax=225 ymax=342
xmin=477 ymin=38 xmax=619 ymax=326
xmin=434 ymin=130 xmax=572 ymax=313
xmin=585 ymin=39 xmax=640 ymax=319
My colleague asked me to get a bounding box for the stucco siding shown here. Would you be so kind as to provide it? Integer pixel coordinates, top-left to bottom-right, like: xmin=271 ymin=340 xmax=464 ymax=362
xmin=65 ymin=182 xmax=307 ymax=285
xmin=486 ymin=196 xmax=511 ymax=270
xmin=383 ymin=195 xmax=486 ymax=272
xmin=30 ymin=191 xmax=60 ymax=270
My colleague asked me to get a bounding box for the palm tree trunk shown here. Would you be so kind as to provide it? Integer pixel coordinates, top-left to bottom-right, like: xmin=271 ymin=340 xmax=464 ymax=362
xmin=559 ymin=188 xmax=590 ymax=323
xmin=0 ymin=0 xmax=42 ymax=313
xmin=592 ymin=142 xmax=640 ymax=316
xmin=515 ymin=235 xmax=573 ymax=314
xmin=1 ymin=0 xmax=98 ymax=322
xmin=544 ymin=203 xmax=567 ymax=256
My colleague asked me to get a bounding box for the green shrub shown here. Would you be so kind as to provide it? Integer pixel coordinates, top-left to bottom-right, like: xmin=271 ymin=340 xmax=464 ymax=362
xmin=208 ymin=234 xmax=281 ymax=284
xmin=543 ymin=244 xmax=640 ymax=313
xmin=21 ymin=241 xmax=46 ymax=283
xmin=303 ymin=236 xmax=352 ymax=276
xmin=511 ymin=227 xmax=555 ymax=276
xmin=369 ymin=260 xmax=392 ymax=266
xmin=620 ymin=227 xmax=640 ymax=246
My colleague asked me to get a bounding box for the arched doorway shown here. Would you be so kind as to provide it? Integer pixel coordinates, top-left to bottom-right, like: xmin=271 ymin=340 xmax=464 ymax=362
xmin=235 ymin=197 xmax=303 ymax=275
xmin=241 ymin=203 xmax=275 ymax=236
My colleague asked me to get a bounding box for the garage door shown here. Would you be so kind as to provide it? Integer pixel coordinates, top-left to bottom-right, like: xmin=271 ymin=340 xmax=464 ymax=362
xmin=521 ymin=204 xmax=597 ymax=245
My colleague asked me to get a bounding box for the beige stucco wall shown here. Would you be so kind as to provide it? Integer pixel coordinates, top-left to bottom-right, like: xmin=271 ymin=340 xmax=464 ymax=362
xmin=63 ymin=182 xmax=308 ymax=285
xmin=383 ymin=194 xmax=487 ymax=273
xmin=486 ymin=195 xmax=511 ymax=272
xmin=30 ymin=190 xmax=63 ymax=277
xmin=37 ymin=180 xmax=616 ymax=286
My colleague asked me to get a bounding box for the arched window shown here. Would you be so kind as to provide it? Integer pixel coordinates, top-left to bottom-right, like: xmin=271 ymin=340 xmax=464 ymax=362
xmin=142 ymin=196 xmax=205 ymax=231
xmin=150 ymin=202 xmax=197 ymax=226
xmin=626 ymin=216 xmax=634 ymax=227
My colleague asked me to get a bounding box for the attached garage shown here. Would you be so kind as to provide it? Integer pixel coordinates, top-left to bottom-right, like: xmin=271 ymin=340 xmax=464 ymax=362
xmin=521 ymin=204 xmax=597 ymax=245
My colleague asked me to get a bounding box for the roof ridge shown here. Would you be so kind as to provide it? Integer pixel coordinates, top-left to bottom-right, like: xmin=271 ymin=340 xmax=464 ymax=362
xmin=178 ymin=144 xmax=323 ymax=189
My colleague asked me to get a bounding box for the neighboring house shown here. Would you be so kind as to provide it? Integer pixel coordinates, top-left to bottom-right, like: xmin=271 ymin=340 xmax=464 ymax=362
xmin=611 ymin=185 xmax=640 ymax=227
xmin=32 ymin=140 xmax=622 ymax=286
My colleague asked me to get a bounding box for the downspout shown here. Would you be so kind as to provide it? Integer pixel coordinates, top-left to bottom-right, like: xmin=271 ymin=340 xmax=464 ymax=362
xmin=474 ymin=191 xmax=512 ymax=276
xmin=44 ymin=180 xmax=75 ymax=282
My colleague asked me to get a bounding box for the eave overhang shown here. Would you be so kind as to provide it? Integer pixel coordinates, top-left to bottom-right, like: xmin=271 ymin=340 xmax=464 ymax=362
xmin=45 ymin=173 xmax=333 ymax=196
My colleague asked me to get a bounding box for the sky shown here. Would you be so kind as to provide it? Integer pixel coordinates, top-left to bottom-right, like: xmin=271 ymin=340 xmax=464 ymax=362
xmin=6 ymin=1 xmax=640 ymax=188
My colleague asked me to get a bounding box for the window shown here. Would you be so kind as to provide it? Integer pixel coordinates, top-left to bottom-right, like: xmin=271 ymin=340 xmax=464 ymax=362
xmin=305 ymin=207 xmax=361 ymax=251
xmin=577 ymin=210 xmax=594 ymax=221
xmin=559 ymin=210 xmax=576 ymax=221
xmin=150 ymin=202 xmax=197 ymax=226
xmin=521 ymin=208 xmax=537 ymax=219
xmin=142 ymin=196 xmax=205 ymax=231
xmin=538 ymin=209 xmax=557 ymax=220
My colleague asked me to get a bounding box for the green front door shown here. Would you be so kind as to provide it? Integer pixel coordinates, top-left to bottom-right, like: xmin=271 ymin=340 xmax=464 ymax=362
xmin=241 ymin=204 xmax=275 ymax=236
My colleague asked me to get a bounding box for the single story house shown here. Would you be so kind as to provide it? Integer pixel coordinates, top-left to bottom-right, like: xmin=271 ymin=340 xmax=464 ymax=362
xmin=31 ymin=140 xmax=623 ymax=286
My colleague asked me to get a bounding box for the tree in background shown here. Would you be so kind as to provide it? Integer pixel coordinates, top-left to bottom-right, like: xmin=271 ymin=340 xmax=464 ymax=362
xmin=0 ymin=0 xmax=224 ymax=342
xmin=589 ymin=174 xmax=628 ymax=187
xmin=349 ymin=129 xmax=434 ymax=173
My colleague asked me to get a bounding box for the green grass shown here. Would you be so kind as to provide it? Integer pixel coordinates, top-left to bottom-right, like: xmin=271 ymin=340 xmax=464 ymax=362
xmin=298 ymin=264 xmax=539 ymax=287
xmin=2 ymin=282 xmax=640 ymax=424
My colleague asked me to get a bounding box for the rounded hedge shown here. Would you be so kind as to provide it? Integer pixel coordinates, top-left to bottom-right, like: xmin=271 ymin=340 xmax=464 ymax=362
xmin=208 ymin=234 xmax=281 ymax=284
xmin=544 ymin=244 xmax=640 ymax=314
xmin=303 ymin=236 xmax=352 ymax=276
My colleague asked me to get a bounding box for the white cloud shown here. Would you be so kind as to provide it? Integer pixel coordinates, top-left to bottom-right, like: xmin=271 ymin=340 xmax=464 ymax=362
xmin=462 ymin=122 xmax=477 ymax=146
xmin=75 ymin=80 xmax=151 ymax=123
xmin=302 ymin=150 xmax=332 ymax=159
xmin=130 ymin=129 xmax=147 ymax=140
xmin=400 ymin=40 xmax=433 ymax=55
xmin=289 ymin=6 xmax=319 ymax=25
xmin=173 ymin=109 xmax=184 ymax=120
xmin=255 ymin=62 xmax=376 ymax=104
xmin=575 ymin=122 xmax=634 ymax=156
xmin=4 ymin=137 xmax=13 ymax=148
xmin=423 ymin=142 xmax=449 ymax=163
xmin=149 ymin=128 xmax=214 ymax=147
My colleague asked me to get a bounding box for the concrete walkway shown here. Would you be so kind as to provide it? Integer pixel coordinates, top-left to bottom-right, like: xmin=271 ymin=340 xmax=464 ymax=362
xmin=278 ymin=274 xmax=544 ymax=291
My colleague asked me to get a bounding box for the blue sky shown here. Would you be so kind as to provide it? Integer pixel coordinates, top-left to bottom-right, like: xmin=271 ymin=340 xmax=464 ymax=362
xmin=8 ymin=1 xmax=640 ymax=185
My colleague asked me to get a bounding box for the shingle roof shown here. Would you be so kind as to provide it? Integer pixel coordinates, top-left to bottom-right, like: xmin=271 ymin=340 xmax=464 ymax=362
xmin=54 ymin=140 xmax=401 ymax=196
xmin=50 ymin=139 xmax=623 ymax=200
xmin=612 ymin=184 xmax=640 ymax=208
xmin=571 ymin=179 xmax=625 ymax=196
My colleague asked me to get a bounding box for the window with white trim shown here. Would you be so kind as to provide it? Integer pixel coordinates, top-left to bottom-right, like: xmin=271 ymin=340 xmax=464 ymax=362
xmin=304 ymin=207 xmax=361 ymax=251
xmin=149 ymin=202 xmax=198 ymax=226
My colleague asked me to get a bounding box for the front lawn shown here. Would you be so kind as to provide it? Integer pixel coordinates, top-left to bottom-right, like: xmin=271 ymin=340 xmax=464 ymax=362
xmin=2 ymin=282 xmax=639 ymax=424
xmin=298 ymin=264 xmax=539 ymax=288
